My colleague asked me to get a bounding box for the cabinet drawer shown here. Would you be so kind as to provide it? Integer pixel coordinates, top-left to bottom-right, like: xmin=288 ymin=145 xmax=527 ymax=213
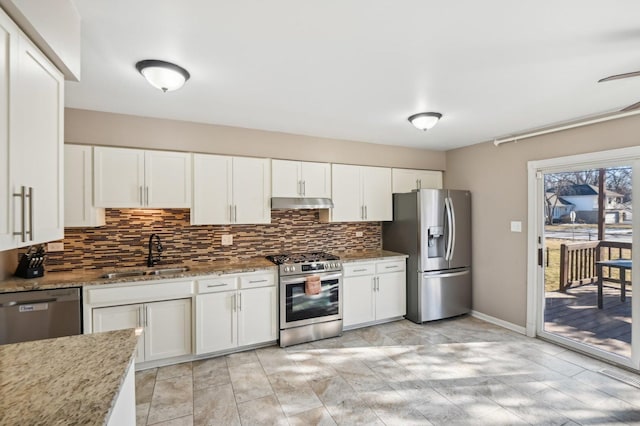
xmin=376 ymin=259 xmax=406 ymax=274
xmin=198 ymin=277 xmax=238 ymax=293
xmin=87 ymin=280 xmax=194 ymax=305
xmin=239 ymin=273 xmax=275 ymax=289
xmin=343 ymin=262 xmax=375 ymax=277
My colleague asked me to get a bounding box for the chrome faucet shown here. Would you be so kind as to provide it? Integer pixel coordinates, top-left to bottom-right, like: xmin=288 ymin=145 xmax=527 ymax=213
xmin=147 ymin=234 xmax=163 ymax=267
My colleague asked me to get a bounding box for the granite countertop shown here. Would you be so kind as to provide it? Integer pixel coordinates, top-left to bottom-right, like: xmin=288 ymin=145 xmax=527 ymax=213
xmin=0 ymin=328 xmax=139 ymax=425
xmin=336 ymin=249 xmax=408 ymax=262
xmin=0 ymin=257 xmax=276 ymax=293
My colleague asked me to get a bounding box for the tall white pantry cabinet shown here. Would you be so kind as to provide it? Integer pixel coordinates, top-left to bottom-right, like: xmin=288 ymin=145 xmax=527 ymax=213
xmin=0 ymin=9 xmax=64 ymax=251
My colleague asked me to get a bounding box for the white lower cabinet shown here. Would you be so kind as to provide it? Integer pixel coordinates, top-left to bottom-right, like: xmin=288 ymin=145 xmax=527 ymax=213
xmin=195 ymin=271 xmax=277 ymax=355
xmin=343 ymin=258 xmax=406 ymax=328
xmin=92 ymin=298 xmax=192 ymax=363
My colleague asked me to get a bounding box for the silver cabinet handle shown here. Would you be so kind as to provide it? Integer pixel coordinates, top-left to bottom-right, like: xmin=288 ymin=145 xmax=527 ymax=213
xmin=145 ymin=305 xmax=149 ymax=327
xmin=418 ymin=179 xmax=422 ymax=188
xmin=27 ymin=187 xmax=33 ymax=240
xmin=353 ymin=268 xmax=367 ymax=272
xmin=385 ymin=265 xmax=398 ymax=269
xmin=232 ymin=293 xmax=236 ymax=312
xmin=238 ymin=293 xmax=242 ymax=311
xmin=234 ymin=205 xmax=237 ymax=223
xmin=249 ymin=279 xmax=268 ymax=284
xmin=361 ymin=206 xmax=364 ymax=220
xmin=302 ymin=180 xmax=306 ymax=196
xmin=229 ymin=205 xmax=233 ymax=223
xmin=416 ymin=179 xmax=420 ymax=189
xmin=145 ymin=186 xmax=149 ymax=205
xmin=364 ymin=205 xmax=367 ymax=220
xmin=298 ymin=180 xmax=302 ymax=196
xmin=13 ymin=186 xmax=26 ymax=242
xmin=207 ymin=283 xmax=228 ymax=288
xmin=137 ymin=306 xmax=143 ymax=327
xmin=139 ymin=186 xmax=143 ymax=205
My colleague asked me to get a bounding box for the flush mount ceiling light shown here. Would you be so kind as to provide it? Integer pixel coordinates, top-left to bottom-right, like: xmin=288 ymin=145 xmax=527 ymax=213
xmin=408 ymin=112 xmax=443 ymax=131
xmin=135 ymin=59 xmax=190 ymax=92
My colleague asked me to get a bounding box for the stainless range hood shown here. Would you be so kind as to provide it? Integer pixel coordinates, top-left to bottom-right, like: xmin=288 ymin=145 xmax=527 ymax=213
xmin=271 ymin=197 xmax=334 ymax=209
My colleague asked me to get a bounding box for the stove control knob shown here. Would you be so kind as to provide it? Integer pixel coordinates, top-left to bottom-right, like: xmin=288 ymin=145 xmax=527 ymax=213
xmin=291 ymin=266 xmax=296 ymax=271
xmin=284 ymin=266 xmax=290 ymax=272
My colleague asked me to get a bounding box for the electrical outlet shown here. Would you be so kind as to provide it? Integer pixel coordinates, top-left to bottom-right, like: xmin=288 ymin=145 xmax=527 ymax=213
xmin=47 ymin=242 xmax=64 ymax=252
xmin=221 ymin=234 xmax=233 ymax=246
xmin=510 ymin=221 xmax=522 ymax=233
xmin=356 ymin=231 xmax=364 ymax=237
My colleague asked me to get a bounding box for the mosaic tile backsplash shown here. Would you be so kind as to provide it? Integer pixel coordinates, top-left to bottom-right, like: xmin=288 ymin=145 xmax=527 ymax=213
xmin=46 ymin=209 xmax=382 ymax=272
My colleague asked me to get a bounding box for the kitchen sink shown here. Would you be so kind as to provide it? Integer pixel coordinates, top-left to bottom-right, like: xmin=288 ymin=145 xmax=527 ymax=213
xmin=148 ymin=267 xmax=190 ymax=276
xmin=101 ymin=270 xmax=147 ymax=279
xmin=101 ymin=267 xmax=190 ymax=279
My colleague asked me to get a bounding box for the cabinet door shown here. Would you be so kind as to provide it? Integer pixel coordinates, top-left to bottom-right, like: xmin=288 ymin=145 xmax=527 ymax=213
xmin=0 ymin=13 xmax=15 ymax=250
xmin=232 ymin=157 xmax=271 ymax=224
xmin=300 ymin=161 xmax=331 ymax=198
xmin=343 ymin=275 xmax=375 ymax=327
xmin=64 ymin=145 xmax=105 ymax=227
xmin=271 ymin=159 xmax=300 ymax=197
xmin=392 ymin=169 xmax=443 ymax=193
xmin=416 ymin=170 xmax=443 ymax=189
xmin=191 ymin=154 xmax=232 ymax=225
xmin=195 ymin=292 xmax=237 ymax=354
xmin=145 ymin=151 xmax=191 ymax=208
xmin=362 ymin=166 xmax=392 ymax=221
xmin=92 ymin=304 xmax=144 ymax=363
xmin=375 ymin=271 xmax=406 ymax=320
xmin=237 ymin=286 xmax=277 ymax=346
xmin=145 ymin=299 xmax=192 ymax=361
xmin=11 ymin=34 xmax=64 ymax=246
xmin=330 ymin=164 xmax=362 ymax=222
xmin=94 ymin=147 xmax=145 ymax=208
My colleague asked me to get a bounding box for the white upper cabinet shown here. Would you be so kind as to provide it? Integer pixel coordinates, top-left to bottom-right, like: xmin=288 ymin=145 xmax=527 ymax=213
xmin=0 ymin=10 xmax=64 ymax=251
xmin=392 ymin=168 xmax=443 ymax=193
xmin=93 ymin=147 xmax=191 ymax=208
xmin=0 ymin=12 xmax=15 ymax=250
xmin=145 ymin=150 xmax=192 ymax=208
xmin=64 ymin=145 xmax=105 ymax=227
xmin=271 ymin=159 xmax=331 ymax=198
xmin=328 ymin=164 xmax=392 ymax=222
xmin=192 ymin=154 xmax=270 ymax=225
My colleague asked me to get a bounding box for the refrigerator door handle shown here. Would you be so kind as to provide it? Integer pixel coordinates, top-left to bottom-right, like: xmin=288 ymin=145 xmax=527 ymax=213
xmin=422 ymin=269 xmax=469 ymax=279
xmin=448 ymin=196 xmax=456 ymax=261
xmin=444 ymin=197 xmax=453 ymax=261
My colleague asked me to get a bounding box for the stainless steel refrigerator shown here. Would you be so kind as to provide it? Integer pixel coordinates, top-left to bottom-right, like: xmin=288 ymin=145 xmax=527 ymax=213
xmin=383 ymin=189 xmax=471 ymax=323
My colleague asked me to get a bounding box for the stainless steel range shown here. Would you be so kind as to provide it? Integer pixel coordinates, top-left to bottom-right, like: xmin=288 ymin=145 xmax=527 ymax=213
xmin=266 ymin=252 xmax=343 ymax=347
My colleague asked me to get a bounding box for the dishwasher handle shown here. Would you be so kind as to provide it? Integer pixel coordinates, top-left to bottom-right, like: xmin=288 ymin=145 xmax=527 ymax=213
xmin=0 ymin=298 xmax=57 ymax=307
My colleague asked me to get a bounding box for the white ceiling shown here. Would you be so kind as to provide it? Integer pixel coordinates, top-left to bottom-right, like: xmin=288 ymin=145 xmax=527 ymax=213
xmin=66 ymin=1 xmax=640 ymax=151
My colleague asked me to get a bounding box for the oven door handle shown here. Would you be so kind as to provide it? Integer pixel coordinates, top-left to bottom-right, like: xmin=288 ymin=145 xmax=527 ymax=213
xmin=280 ymin=273 xmax=342 ymax=285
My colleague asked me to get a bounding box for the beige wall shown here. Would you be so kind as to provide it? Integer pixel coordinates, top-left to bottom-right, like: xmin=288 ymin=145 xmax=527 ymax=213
xmin=445 ymin=113 xmax=640 ymax=327
xmin=65 ymin=108 xmax=446 ymax=170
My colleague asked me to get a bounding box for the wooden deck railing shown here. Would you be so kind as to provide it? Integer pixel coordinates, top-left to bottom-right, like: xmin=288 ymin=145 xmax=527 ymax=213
xmin=559 ymin=240 xmax=632 ymax=292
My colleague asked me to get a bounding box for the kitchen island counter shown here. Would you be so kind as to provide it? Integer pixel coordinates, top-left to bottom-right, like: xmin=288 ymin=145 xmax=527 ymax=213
xmin=0 ymin=328 xmax=139 ymax=425
xmin=0 ymin=257 xmax=276 ymax=293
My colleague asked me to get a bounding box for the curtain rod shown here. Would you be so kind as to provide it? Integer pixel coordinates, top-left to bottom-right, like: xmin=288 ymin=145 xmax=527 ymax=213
xmin=493 ymin=109 xmax=640 ymax=146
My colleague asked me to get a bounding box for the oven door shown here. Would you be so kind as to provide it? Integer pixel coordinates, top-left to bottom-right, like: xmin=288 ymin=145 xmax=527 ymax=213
xmin=280 ymin=272 xmax=342 ymax=329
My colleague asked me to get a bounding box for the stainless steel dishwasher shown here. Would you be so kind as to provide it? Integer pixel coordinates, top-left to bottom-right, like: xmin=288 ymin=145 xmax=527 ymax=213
xmin=0 ymin=287 xmax=82 ymax=345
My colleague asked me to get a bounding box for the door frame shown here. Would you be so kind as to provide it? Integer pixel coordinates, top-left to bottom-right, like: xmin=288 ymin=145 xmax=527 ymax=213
xmin=527 ymin=145 xmax=640 ymax=369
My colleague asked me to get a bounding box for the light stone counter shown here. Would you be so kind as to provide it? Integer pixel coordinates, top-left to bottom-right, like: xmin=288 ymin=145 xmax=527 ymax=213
xmin=0 ymin=257 xmax=276 ymax=293
xmin=0 ymin=328 xmax=139 ymax=425
xmin=336 ymin=249 xmax=408 ymax=263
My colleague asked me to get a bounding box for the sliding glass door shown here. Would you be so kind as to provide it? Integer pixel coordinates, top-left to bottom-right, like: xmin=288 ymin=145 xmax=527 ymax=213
xmin=529 ymin=149 xmax=640 ymax=369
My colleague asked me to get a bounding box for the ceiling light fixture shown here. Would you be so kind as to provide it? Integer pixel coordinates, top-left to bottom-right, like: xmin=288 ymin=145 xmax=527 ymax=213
xmin=135 ymin=59 xmax=190 ymax=92
xmin=408 ymin=112 xmax=442 ymax=131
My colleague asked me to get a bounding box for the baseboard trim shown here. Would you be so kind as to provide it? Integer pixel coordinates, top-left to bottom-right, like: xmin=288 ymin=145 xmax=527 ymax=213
xmin=471 ymin=310 xmax=526 ymax=335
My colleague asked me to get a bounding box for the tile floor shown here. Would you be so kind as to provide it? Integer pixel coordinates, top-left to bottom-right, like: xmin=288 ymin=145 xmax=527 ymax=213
xmin=135 ymin=316 xmax=640 ymax=425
